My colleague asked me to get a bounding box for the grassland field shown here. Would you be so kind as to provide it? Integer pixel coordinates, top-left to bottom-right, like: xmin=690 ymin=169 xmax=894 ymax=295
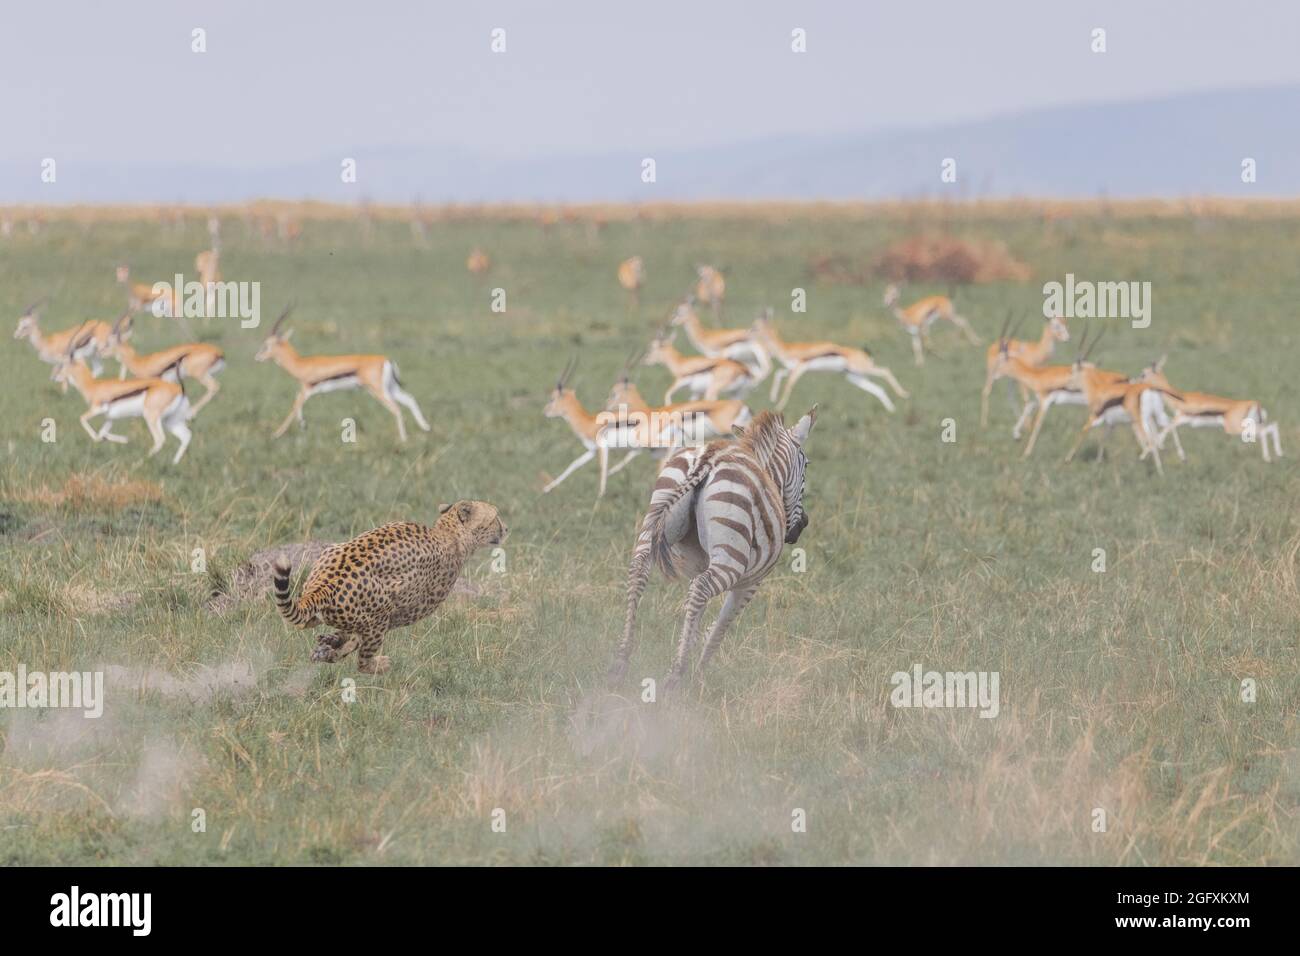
xmin=0 ymin=206 xmax=1296 ymax=865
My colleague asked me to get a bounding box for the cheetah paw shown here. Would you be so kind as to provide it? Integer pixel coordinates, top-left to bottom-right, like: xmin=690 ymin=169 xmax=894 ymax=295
xmin=358 ymin=655 xmax=391 ymax=674
xmin=310 ymin=645 xmax=338 ymax=663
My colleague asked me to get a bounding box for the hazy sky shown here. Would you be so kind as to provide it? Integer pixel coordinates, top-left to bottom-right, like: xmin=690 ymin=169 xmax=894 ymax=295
xmin=3 ymin=0 xmax=1300 ymax=166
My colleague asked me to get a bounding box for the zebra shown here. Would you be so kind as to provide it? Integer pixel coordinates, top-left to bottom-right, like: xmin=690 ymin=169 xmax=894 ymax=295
xmin=609 ymin=406 xmax=817 ymax=691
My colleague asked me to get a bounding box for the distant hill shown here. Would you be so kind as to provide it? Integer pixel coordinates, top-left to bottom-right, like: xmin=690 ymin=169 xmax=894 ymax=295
xmin=4 ymin=85 xmax=1299 ymax=204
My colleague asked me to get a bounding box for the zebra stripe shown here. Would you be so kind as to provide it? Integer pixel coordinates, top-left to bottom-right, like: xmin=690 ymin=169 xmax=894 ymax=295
xmin=608 ymin=408 xmax=815 ymax=689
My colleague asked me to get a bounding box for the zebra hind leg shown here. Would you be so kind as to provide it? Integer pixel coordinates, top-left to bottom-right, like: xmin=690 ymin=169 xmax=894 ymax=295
xmin=664 ymin=566 xmax=732 ymax=693
xmin=697 ymin=586 xmax=758 ymax=672
xmin=608 ymin=535 xmax=654 ymax=685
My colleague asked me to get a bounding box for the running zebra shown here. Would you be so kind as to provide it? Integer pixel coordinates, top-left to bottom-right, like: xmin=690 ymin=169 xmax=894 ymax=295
xmin=609 ymin=406 xmax=817 ymax=690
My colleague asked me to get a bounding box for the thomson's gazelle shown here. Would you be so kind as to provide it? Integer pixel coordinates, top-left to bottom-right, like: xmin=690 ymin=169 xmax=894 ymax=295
xmin=981 ymin=312 xmax=1070 ymax=427
xmin=116 ymin=265 xmax=181 ymax=318
xmin=54 ymin=355 xmax=193 ymax=464
xmin=750 ymin=313 xmax=908 ymax=412
xmin=14 ymin=304 xmax=114 ymax=376
xmin=1138 ymin=356 xmax=1282 ymax=463
xmin=617 ymin=256 xmax=645 ymax=307
xmin=105 ymin=316 xmax=225 ymax=418
xmin=884 ymin=284 xmax=979 ymax=366
xmin=1062 ymin=328 xmax=1170 ymax=474
xmin=643 ymin=330 xmax=754 ymax=404
xmin=984 ymin=319 xmax=1087 ymax=457
xmin=694 ymin=265 xmax=726 ymax=318
xmin=255 ymin=306 xmax=431 ymax=441
xmin=669 ymin=299 xmax=771 ymax=380
xmin=542 ymin=359 xmax=704 ymax=499
xmin=602 ymin=360 xmax=753 ymax=480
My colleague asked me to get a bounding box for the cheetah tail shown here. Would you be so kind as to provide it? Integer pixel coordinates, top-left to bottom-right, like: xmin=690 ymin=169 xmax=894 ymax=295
xmin=272 ymin=560 xmax=316 ymax=628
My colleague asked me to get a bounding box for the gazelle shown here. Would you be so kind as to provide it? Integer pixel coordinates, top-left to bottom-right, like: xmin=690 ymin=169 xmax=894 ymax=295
xmin=643 ymin=330 xmax=754 ymax=404
xmin=617 ymin=256 xmax=645 ymax=306
xmin=602 ymin=360 xmax=753 ymax=480
xmin=104 ymin=316 xmax=225 ymax=418
xmin=1137 ymin=356 xmax=1282 ymax=463
xmin=695 ymin=265 xmax=726 ymax=317
xmin=542 ymin=359 xmax=624 ymax=498
xmin=980 ymin=312 xmax=1070 ymax=427
xmin=255 ymin=306 xmax=431 ymax=441
xmin=607 ymin=377 xmax=752 ymax=443
xmin=117 ymin=265 xmax=182 ymax=318
xmin=985 ymin=315 xmax=1095 ymax=456
xmin=14 ymin=304 xmax=114 ymax=376
xmin=467 ymin=249 xmax=490 ymax=274
xmin=883 ymin=283 xmax=979 ymax=366
xmin=53 ymin=354 xmax=193 ymax=464
xmin=277 ymin=214 xmax=302 ymax=243
xmin=542 ymin=359 xmax=694 ymax=499
xmin=1061 ymin=328 xmax=1170 ymax=474
xmin=750 ymin=314 xmax=909 ymax=413
xmin=195 ymin=240 xmax=221 ymax=315
xmin=669 ymin=299 xmax=772 ymax=380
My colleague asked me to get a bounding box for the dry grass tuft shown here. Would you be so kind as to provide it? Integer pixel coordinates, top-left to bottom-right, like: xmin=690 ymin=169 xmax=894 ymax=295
xmin=13 ymin=474 xmax=164 ymax=511
xmin=872 ymin=234 xmax=1031 ymax=285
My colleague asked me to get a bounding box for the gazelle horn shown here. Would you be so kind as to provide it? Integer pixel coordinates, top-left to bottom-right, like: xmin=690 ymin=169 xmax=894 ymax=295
xmin=1083 ymin=326 xmax=1106 ymax=361
xmin=270 ymin=302 xmax=295 ymax=337
xmin=556 ymin=355 xmax=579 ymax=389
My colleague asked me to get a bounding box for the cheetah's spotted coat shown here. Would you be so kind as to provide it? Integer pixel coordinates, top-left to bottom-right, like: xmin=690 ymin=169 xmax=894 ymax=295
xmin=272 ymin=500 xmax=507 ymax=673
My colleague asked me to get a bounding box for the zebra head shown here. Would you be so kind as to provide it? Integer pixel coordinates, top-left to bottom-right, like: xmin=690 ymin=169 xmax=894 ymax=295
xmin=782 ymin=405 xmax=817 ymax=544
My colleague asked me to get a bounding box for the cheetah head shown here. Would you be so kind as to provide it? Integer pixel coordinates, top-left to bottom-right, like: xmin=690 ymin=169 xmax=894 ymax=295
xmin=439 ymin=500 xmax=508 ymax=548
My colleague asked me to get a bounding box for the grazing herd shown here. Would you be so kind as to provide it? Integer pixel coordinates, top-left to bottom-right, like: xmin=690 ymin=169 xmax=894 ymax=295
xmin=10 ymin=233 xmax=1285 ymax=686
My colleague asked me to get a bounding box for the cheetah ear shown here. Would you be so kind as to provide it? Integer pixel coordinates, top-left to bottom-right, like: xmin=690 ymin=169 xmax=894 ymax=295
xmin=457 ymin=501 xmax=474 ymax=523
xmin=438 ymin=502 xmax=452 ymax=514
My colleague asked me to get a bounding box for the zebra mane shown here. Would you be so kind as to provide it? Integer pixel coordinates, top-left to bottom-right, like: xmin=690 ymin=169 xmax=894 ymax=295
xmin=736 ymin=410 xmax=786 ymax=469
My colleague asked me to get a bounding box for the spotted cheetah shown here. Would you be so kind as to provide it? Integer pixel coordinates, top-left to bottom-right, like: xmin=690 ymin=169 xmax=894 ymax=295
xmin=272 ymin=500 xmax=507 ymax=673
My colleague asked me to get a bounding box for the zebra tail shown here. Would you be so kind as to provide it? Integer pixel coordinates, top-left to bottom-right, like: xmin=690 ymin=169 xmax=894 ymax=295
xmin=272 ymin=560 xmax=318 ymax=628
xmin=642 ymin=448 xmax=716 ymax=578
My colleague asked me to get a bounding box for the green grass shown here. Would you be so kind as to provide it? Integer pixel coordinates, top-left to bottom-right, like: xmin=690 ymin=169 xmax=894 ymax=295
xmin=0 ymin=207 xmax=1296 ymax=865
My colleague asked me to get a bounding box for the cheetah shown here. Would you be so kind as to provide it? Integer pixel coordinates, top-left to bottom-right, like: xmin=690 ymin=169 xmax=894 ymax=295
xmin=272 ymin=500 xmax=507 ymax=674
